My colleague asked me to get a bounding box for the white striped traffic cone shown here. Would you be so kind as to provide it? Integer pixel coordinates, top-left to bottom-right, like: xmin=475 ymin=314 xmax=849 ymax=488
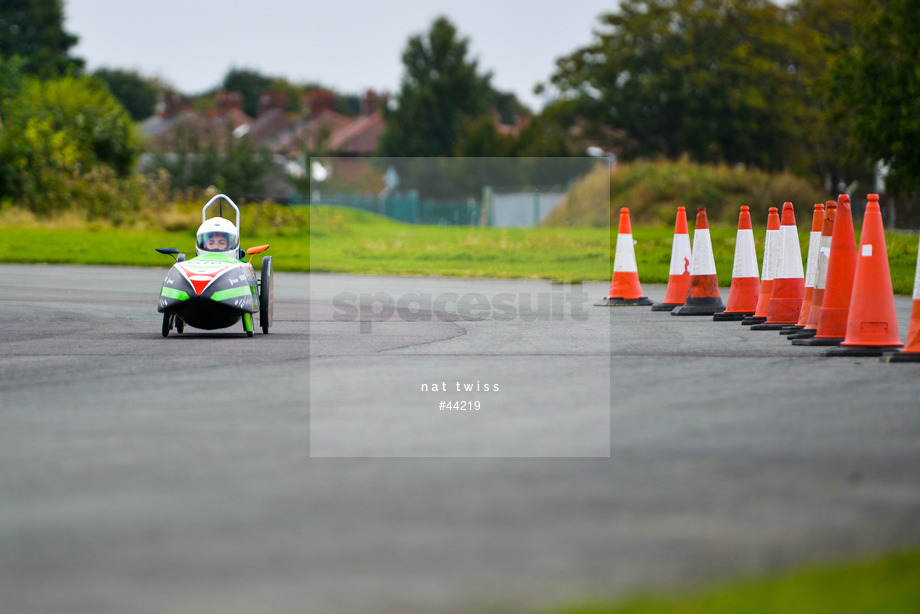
xmin=671 ymin=208 xmax=725 ymax=316
xmin=751 ymin=202 xmax=804 ymax=330
xmin=652 ymin=206 xmax=692 ymax=311
xmin=743 ymin=207 xmax=780 ymax=325
xmin=782 ymin=202 xmax=825 ymax=334
xmin=884 ymin=231 xmax=920 ymax=362
xmin=596 ymin=207 xmax=653 ymax=306
xmin=789 ymin=200 xmax=836 ymax=341
xmin=714 ymin=205 xmax=759 ymax=321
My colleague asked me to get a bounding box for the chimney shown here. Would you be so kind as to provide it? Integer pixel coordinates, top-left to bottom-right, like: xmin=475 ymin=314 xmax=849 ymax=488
xmin=157 ymin=93 xmax=189 ymax=119
xmin=215 ymin=90 xmax=244 ymax=115
xmin=360 ymin=89 xmax=380 ymax=116
xmin=302 ymin=89 xmax=336 ymax=119
xmin=258 ymin=91 xmax=287 ymax=117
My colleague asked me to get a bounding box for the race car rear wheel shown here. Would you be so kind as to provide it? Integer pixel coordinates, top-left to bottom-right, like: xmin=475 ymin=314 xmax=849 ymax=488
xmin=259 ymin=255 xmax=273 ymax=334
xmin=162 ymin=312 xmax=172 ymax=337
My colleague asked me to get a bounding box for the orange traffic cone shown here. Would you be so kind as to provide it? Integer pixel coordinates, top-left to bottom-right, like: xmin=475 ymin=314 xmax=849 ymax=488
xmin=652 ymin=207 xmax=692 ymax=311
xmin=742 ymin=207 xmax=780 ymax=325
xmin=751 ymin=202 xmax=804 ymax=330
xmin=826 ymin=194 xmax=903 ymax=356
xmin=672 ymin=208 xmax=725 ymax=316
xmin=781 ymin=203 xmax=825 ymax=334
xmin=884 ymin=233 xmax=920 ymax=362
xmin=714 ymin=205 xmax=759 ymax=321
xmin=596 ymin=207 xmax=653 ymax=306
xmin=793 ymin=195 xmax=856 ymax=346
xmin=789 ymin=200 xmax=837 ymax=341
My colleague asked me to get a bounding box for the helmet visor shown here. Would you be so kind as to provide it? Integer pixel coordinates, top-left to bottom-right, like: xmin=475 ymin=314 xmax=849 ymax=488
xmin=197 ymin=231 xmax=237 ymax=252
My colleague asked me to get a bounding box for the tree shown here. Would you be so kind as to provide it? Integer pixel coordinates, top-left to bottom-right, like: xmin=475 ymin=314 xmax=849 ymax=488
xmin=0 ymin=0 xmax=83 ymax=76
xmin=0 ymin=73 xmax=141 ymax=212
xmin=827 ymin=0 xmax=920 ymax=197
xmin=148 ymin=121 xmax=275 ymax=200
xmin=377 ymin=16 xmax=493 ymax=157
xmin=222 ymin=68 xmax=275 ymax=117
xmin=547 ymin=0 xmax=829 ymax=174
xmin=93 ymin=68 xmax=161 ymax=121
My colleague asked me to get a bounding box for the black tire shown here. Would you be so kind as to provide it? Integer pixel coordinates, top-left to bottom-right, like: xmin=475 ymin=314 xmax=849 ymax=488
xmin=162 ymin=312 xmax=172 ymax=337
xmin=176 ymin=317 xmax=185 ymax=334
xmin=259 ymin=255 xmax=273 ymax=334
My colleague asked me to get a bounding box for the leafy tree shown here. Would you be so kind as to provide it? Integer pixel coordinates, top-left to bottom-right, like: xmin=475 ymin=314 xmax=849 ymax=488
xmin=827 ymin=0 xmax=920 ymax=197
xmin=0 ymin=0 xmax=83 ymax=76
xmin=222 ymin=67 xmax=274 ymax=117
xmin=148 ymin=121 xmax=275 ymax=200
xmin=0 ymin=73 xmax=141 ymax=212
xmin=378 ymin=16 xmax=493 ymax=156
xmin=547 ymin=0 xmax=828 ymax=174
xmin=93 ymin=68 xmax=161 ymax=121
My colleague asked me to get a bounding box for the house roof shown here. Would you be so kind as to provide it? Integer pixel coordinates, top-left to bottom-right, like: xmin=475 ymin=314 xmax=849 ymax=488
xmin=327 ymin=110 xmax=385 ymax=155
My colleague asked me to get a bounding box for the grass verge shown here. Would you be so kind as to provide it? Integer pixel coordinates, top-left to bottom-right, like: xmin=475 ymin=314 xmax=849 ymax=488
xmin=1 ymin=206 xmax=916 ymax=294
xmin=548 ymin=548 xmax=920 ymax=614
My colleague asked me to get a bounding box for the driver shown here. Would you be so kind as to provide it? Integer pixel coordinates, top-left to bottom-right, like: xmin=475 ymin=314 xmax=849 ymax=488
xmin=195 ymin=217 xmax=240 ymax=257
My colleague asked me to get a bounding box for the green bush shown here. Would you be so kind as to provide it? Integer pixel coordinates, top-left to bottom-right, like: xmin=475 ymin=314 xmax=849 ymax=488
xmin=544 ymin=158 xmax=825 ymax=227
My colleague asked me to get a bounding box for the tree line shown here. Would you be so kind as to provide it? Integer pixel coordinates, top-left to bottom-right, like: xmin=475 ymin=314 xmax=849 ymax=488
xmin=0 ymin=0 xmax=917 ymax=220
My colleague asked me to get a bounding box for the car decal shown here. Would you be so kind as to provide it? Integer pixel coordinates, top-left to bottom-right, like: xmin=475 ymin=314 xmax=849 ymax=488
xmin=160 ymin=287 xmax=189 ymax=301
xmin=211 ymin=286 xmax=255 ymax=302
xmin=176 ymin=261 xmax=236 ymax=295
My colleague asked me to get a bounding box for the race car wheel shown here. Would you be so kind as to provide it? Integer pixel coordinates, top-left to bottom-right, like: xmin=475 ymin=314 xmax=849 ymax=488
xmin=162 ymin=312 xmax=172 ymax=337
xmin=259 ymin=256 xmax=273 ymax=334
xmin=175 ymin=317 xmax=185 ymax=334
xmin=243 ymin=313 xmax=254 ymax=337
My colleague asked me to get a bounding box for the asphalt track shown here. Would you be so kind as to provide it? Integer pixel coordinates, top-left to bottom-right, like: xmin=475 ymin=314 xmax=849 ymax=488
xmin=1 ymin=264 xmax=919 ymax=613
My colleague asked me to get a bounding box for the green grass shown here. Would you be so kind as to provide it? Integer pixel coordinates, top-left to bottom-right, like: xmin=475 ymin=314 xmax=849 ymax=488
xmin=548 ymin=549 xmax=920 ymax=614
xmin=1 ymin=205 xmax=916 ymax=294
xmin=306 ymin=206 xmax=609 ymax=280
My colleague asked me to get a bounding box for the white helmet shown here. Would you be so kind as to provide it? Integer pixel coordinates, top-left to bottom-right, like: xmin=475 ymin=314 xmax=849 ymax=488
xmin=196 ymin=217 xmax=240 ymax=256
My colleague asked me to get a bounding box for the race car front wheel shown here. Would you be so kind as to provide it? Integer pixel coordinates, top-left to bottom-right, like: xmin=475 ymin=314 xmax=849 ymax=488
xmin=260 ymin=256 xmax=273 ymax=334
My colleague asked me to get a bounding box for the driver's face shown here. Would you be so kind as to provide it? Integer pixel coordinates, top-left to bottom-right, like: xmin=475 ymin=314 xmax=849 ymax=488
xmin=207 ymin=236 xmax=229 ymax=250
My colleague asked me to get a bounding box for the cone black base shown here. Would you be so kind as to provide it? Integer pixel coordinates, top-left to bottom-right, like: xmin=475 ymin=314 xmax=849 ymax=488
xmin=595 ymin=296 xmax=654 ymax=307
xmin=749 ymin=322 xmax=795 ymax=331
xmin=787 ymin=329 xmax=817 ymax=340
xmin=651 ymin=302 xmax=681 ymax=311
xmin=825 ymin=345 xmax=903 ymax=357
xmin=713 ymin=311 xmax=752 ymax=321
xmin=792 ymin=336 xmax=843 ymax=346
xmin=741 ymin=316 xmax=766 ymax=326
xmin=779 ymin=326 xmax=802 ymax=335
xmin=882 ymin=351 xmax=920 ymax=363
xmin=671 ymin=300 xmax=725 ymax=316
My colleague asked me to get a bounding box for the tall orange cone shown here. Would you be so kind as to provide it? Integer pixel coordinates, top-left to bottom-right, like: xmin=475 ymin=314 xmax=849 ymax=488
xmin=714 ymin=205 xmax=759 ymax=321
xmin=751 ymin=202 xmax=804 ymax=330
xmin=742 ymin=207 xmax=780 ymax=325
xmin=651 ymin=206 xmax=692 ymax=311
xmin=789 ymin=200 xmax=837 ymax=341
xmin=596 ymin=207 xmax=653 ymax=306
xmin=826 ymin=194 xmax=902 ymax=356
xmin=884 ymin=233 xmax=920 ymax=362
xmin=671 ymin=208 xmax=725 ymax=316
xmin=781 ymin=202 xmax=824 ymax=334
xmin=793 ymin=195 xmax=856 ymax=346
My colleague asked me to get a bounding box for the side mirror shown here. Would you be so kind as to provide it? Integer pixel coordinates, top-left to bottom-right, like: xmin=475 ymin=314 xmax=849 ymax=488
xmin=156 ymin=247 xmax=183 ymax=262
xmin=246 ymin=244 xmax=270 ymax=255
xmin=245 ymin=244 xmax=270 ymax=264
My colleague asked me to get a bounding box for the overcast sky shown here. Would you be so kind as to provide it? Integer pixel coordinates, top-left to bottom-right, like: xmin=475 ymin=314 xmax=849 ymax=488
xmin=64 ymin=0 xmax=617 ymax=110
